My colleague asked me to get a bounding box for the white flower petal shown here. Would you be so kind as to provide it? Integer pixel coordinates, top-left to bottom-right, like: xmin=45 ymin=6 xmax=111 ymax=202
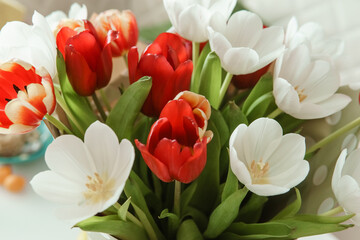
xmin=30 ymin=171 xmax=84 ymax=204
xmin=46 ymin=11 xmax=67 ymax=30
xmin=84 ymin=121 xmax=120 ymax=174
xmin=208 ymin=28 xmax=232 ymax=61
xmin=285 ymin=17 xmax=298 ymax=45
xmin=273 ymin=77 xmax=301 ymax=115
xmin=225 ymin=11 xmax=263 ymax=48
xmin=335 ymin=175 xmax=360 ymax=213
xmin=267 ymin=160 xmax=309 ymax=188
xmin=45 ymin=135 xmax=96 ymax=183
xmin=208 ymin=0 xmax=237 ymax=19
xmin=246 ymin=183 xmax=290 ymax=196
xmin=342 ymin=148 xmax=360 ymax=185
xmin=68 ymin=3 xmax=88 ymax=20
xmin=332 ymin=149 xmax=348 ymax=192
xmin=56 ymin=203 xmax=102 ymax=226
xmin=111 ymin=139 xmax=135 ymax=183
xmin=230 ymin=148 xmax=252 ymax=185
xmin=222 ymin=47 xmax=259 ymax=74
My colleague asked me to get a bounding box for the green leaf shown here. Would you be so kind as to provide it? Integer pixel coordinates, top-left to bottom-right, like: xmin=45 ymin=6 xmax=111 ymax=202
xmin=222 ymin=101 xmax=248 ymax=133
xmin=180 ymin=181 xmax=198 ymax=211
xmin=272 ymin=214 xmax=354 ymax=239
xmin=76 ymin=216 xmax=149 ymax=240
xmin=221 ymin=161 xmax=238 ymax=202
xmin=244 ymin=92 xmax=274 ymax=117
xmin=276 ymin=113 xmax=304 ymax=134
xmin=191 ymin=43 xmax=211 ymax=93
xmin=118 ymin=197 xmax=132 ymax=221
xmin=177 ymin=219 xmax=204 ymax=240
xmin=190 ymin=120 xmax=221 ymax=214
xmin=272 ymin=188 xmax=301 ymax=220
xmin=198 ymin=52 xmax=222 ymax=106
xmin=210 ymin=108 xmax=230 ymax=147
xmin=159 ymin=209 xmax=181 ymax=238
xmin=139 ymin=22 xmax=172 ymax=42
xmin=106 ymin=76 xmax=152 ymax=140
xmin=57 ymin=51 xmax=97 ymax=137
xmin=204 ymin=188 xmax=249 ymax=238
xmin=182 ymin=207 xmax=209 ymax=231
xmin=223 ymin=222 xmax=292 ymax=240
xmin=124 ymin=176 xmax=165 ymax=240
xmin=237 ymin=194 xmax=268 ymax=224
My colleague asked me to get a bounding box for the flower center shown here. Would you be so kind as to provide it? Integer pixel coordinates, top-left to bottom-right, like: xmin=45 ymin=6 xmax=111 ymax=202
xmin=294 ymin=86 xmax=307 ymax=102
xmin=250 ymin=159 xmax=270 ymax=184
xmin=82 ymin=172 xmax=116 ymax=205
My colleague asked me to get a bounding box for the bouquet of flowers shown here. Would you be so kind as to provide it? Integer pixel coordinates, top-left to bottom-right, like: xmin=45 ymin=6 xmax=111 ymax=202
xmin=1 ymin=1 xmax=360 ymax=239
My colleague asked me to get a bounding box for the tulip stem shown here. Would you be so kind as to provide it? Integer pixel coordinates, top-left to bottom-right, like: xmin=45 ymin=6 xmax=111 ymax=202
xmin=100 ymin=89 xmax=112 ymax=112
xmin=320 ymin=206 xmax=344 ymax=216
xmin=113 ymin=202 xmax=143 ymax=227
xmin=216 ymin=72 xmax=233 ymax=109
xmin=174 ymin=180 xmax=181 ymax=216
xmin=192 ymin=42 xmax=200 ymax=70
xmin=92 ymin=93 xmax=107 ymax=122
xmin=44 ymin=114 xmax=73 ymax=135
xmin=267 ymin=108 xmax=283 ymax=119
xmin=306 ymin=116 xmax=360 ymax=157
xmin=54 ymin=87 xmax=85 ymax=136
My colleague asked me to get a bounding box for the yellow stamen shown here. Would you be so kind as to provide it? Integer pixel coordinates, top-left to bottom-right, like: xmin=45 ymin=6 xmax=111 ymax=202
xmin=250 ymin=159 xmax=270 ymax=184
xmin=82 ymin=172 xmax=116 ymax=205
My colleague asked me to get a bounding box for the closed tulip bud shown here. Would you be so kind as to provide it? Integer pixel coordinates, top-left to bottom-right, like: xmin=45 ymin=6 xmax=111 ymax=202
xmin=91 ymin=9 xmax=138 ymax=57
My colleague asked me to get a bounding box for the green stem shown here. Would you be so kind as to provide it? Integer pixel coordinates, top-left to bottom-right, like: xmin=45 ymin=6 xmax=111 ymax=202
xmin=44 ymin=114 xmax=72 ymax=135
xmin=190 ymin=42 xmax=200 ymax=92
xmin=320 ymin=206 xmax=344 ymax=217
xmin=267 ymin=108 xmax=283 ymax=119
xmin=54 ymin=88 xmax=85 ymax=136
xmin=306 ymin=116 xmax=360 ymax=156
xmin=113 ymin=203 xmax=143 ymax=227
xmin=92 ymin=93 xmax=107 ymax=122
xmin=174 ymin=180 xmax=181 ymax=216
xmin=215 ymin=72 xmax=233 ymax=109
xmin=100 ymin=89 xmax=112 ymax=112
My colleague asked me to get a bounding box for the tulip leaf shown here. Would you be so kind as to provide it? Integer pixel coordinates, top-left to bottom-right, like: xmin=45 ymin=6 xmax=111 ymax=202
xmin=76 ymin=215 xmax=149 ymax=240
xmin=271 ymin=214 xmax=354 ymax=239
xmin=244 ymin=91 xmax=274 ymax=117
xmin=159 ymin=209 xmax=180 ymax=238
xmin=177 ymin=219 xmax=204 ymax=240
xmin=118 ymin=197 xmax=132 ymax=221
xmin=198 ymin=51 xmax=222 ymax=106
xmin=221 ymin=160 xmax=239 ymax=202
xmin=222 ymin=222 xmax=292 ymax=240
xmin=180 ymin=181 xmax=198 ymax=211
xmin=210 ymin=108 xmax=230 ymax=147
xmin=124 ymin=176 xmax=165 ymax=240
xmin=276 ymin=113 xmax=304 ymax=134
xmin=272 ymin=188 xmax=301 ymax=220
xmin=182 ymin=207 xmax=209 ymax=231
xmin=190 ymin=120 xmax=221 ymax=214
xmin=57 ymin=51 xmax=97 ymax=137
xmin=242 ymin=73 xmax=274 ymax=121
xmin=204 ymin=188 xmax=249 ymax=238
xmin=237 ymin=194 xmax=268 ymax=224
xmin=191 ymin=43 xmax=211 ymax=93
xmin=222 ymin=101 xmax=248 ymax=132
xmin=106 ymin=76 xmax=152 ymax=141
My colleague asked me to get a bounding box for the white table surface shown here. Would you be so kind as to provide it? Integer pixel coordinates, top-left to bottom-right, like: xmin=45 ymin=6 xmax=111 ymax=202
xmin=0 ymin=158 xmax=80 ymax=240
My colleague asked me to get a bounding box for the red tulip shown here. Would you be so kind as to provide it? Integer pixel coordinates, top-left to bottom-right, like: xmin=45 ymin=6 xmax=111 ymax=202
xmin=128 ymin=32 xmax=193 ymax=117
xmin=91 ymin=9 xmax=138 ymax=57
xmin=135 ymin=92 xmax=212 ymax=183
xmin=56 ymin=21 xmax=118 ymax=96
xmin=0 ymin=61 xmax=56 ymax=134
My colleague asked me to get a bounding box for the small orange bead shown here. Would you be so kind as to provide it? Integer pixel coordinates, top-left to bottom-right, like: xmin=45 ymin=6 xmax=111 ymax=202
xmin=0 ymin=165 xmax=12 ymax=185
xmin=4 ymin=174 xmax=26 ymax=193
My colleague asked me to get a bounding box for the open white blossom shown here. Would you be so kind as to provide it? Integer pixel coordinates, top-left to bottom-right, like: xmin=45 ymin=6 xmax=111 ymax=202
xmin=0 ymin=11 xmax=57 ymax=79
xmin=273 ymin=44 xmax=351 ymax=119
xmin=229 ymin=118 xmax=309 ymax=196
xmin=46 ymin=3 xmax=87 ymax=32
xmin=332 ymin=148 xmax=360 ymax=225
xmin=30 ymin=121 xmax=134 ymax=225
xmin=163 ymin=0 xmax=236 ymax=42
xmin=208 ymin=10 xmax=284 ymax=75
xmin=285 ymin=17 xmax=344 ymax=60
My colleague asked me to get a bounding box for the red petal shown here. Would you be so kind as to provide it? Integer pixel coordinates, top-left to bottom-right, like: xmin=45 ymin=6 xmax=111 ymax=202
xmin=147 ymin=118 xmax=172 ymax=153
xmin=172 ymin=60 xmax=193 ymax=97
xmin=65 ymin=45 xmax=97 ymax=96
xmin=56 ymin=27 xmax=78 ymax=58
xmin=135 ymin=139 xmax=172 ymax=182
xmin=177 ymin=139 xmax=208 ymax=183
xmin=96 ymin=30 xmax=115 ymax=89
xmin=128 ymin=46 xmax=139 ymax=84
xmin=0 ymin=110 xmax=13 ymax=129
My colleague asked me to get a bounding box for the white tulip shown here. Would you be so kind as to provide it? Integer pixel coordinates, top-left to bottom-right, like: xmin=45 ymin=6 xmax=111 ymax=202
xmin=285 ymin=17 xmax=344 ymax=60
xmin=332 ymin=148 xmax=360 ymax=225
xmin=163 ymin=0 xmax=236 ymax=42
xmin=273 ymin=44 xmax=351 ymax=119
xmin=0 ymin=11 xmax=57 ymax=79
xmin=46 ymin=3 xmax=87 ymax=32
xmin=229 ymin=118 xmax=309 ymax=196
xmin=31 ymin=121 xmax=135 ymax=225
xmin=208 ymin=10 xmax=285 ymax=75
